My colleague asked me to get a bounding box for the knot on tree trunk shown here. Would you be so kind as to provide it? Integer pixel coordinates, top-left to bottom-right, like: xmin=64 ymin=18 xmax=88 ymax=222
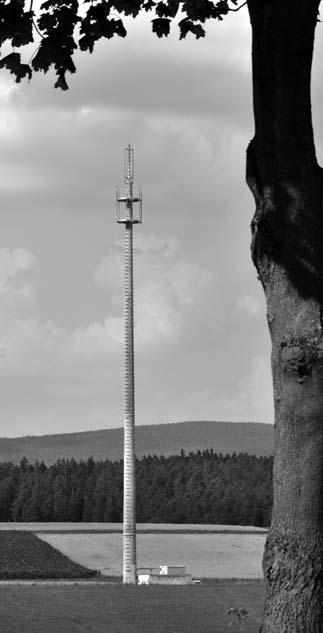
xmin=279 ymin=341 xmax=313 ymax=381
xmin=278 ymin=336 xmax=323 ymax=382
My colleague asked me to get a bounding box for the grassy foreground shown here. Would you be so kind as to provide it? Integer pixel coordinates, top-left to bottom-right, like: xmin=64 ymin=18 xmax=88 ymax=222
xmin=0 ymin=531 xmax=96 ymax=579
xmin=0 ymin=582 xmax=264 ymax=633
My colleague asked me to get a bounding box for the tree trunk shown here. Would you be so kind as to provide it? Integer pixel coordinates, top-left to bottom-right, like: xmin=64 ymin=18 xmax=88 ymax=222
xmin=246 ymin=1 xmax=323 ymax=631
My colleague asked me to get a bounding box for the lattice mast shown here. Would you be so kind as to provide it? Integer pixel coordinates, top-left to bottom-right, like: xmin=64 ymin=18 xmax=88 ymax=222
xmin=116 ymin=145 xmax=142 ymax=584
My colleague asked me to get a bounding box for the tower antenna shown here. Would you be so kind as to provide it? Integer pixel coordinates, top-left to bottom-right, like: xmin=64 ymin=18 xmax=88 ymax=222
xmin=116 ymin=145 xmax=142 ymax=584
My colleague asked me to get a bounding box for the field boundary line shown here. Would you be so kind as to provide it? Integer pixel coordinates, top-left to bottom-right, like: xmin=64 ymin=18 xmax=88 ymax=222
xmin=0 ymin=580 xmax=115 ymax=586
xmin=31 ymin=529 xmax=268 ymax=535
xmin=0 ymin=578 xmax=264 ymax=586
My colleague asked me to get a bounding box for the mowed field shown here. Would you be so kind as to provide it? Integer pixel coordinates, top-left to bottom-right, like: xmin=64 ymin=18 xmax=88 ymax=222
xmin=0 ymin=523 xmax=267 ymax=578
xmin=0 ymin=523 xmax=266 ymax=578
xmin=38 ymin=532 xmax=266 ymax=578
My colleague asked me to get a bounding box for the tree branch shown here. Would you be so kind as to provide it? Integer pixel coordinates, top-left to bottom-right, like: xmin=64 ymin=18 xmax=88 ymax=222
xmin=32 ymin=19 xmax=44 ymax=40
xmin=229 ymin=2 xmax=247 ymax=12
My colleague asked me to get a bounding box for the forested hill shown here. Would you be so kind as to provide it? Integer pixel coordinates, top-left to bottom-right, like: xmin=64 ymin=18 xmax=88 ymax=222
xmin=0 ymin=421 xmax=274 ymax=465
xmin=0 ymin=451 xmax=273 ymax=526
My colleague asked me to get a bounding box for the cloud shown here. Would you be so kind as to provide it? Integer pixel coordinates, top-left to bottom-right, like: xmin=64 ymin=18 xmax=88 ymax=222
xmin=0 ymin=312 xmax=122 ymax=377
xmin=0 ymin=234 xmax=215 ymax=379
xmin=135 ymin=280 xmax=181 ymax=344
xmin=10 ymin=11 xmax=252 ymax=128
xmin=135 ymin=233 xmax=180 ymax=257
xmin=93 ymin=248 xmax=123 ymax=291
xmin=0 ymin=249 xmax=37 ymax=319
xmin=160 ymin=354 xmax=274 ymax=425
xmin=167 ymin=260 xmax=214 ymax=306
xmin=236 ymin=293 xmax=264 ymax=317
xmin=0 ymin=317 xmax=63 ymax=377
xmin=0 ymin=247 xmax=121 ymax=375
xmin=0 ymin=16 xmax=253 ymax=223
xmin=93 ymin=232 xmax=215 ymax=347
xmin=212 ymin=356 xmax=274 ymax=423
xmin=238 ymin=356 xmax=274 ymax=422
xmin=66 ymin=317 xmax=123 ymax=360
xmin=0 ymin=248 xmax=36 ymax=282
xmin=0 ymin=8 xmax=277 ymax=436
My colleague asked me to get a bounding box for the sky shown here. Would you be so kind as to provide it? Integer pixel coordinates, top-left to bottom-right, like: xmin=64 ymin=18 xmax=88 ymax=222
xmin=0 ymin=7 xmax=323 ymax=437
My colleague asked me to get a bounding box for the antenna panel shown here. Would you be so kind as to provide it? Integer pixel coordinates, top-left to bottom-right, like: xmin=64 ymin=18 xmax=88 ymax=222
xmin=124 ymin=145 xmax=134 ymax=183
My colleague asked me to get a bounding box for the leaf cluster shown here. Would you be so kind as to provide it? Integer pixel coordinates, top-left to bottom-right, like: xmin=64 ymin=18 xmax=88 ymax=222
xmin=0 ymin=0 xmax=244 ymax=89
xmin=227 ymin=607 xmax=249 ymax=632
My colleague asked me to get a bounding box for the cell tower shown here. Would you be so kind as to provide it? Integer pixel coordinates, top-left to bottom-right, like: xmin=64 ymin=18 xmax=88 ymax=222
xmin=116 ymin=145 xmax=142 ymax=584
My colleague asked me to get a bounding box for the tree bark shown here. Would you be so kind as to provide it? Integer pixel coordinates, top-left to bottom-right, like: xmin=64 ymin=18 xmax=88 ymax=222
xmin=246 ymin=1 xmax=323 ymax=631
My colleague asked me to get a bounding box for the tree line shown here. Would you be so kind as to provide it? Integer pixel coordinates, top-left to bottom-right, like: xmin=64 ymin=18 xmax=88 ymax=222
xmin=0 ymin=450 xmax=273 ymax=526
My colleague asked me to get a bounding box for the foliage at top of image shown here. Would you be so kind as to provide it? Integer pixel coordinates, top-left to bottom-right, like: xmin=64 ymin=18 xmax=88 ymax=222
xmin=0 ymin=0 xmax=246 ymax=89
xmin=0 ymin=530 xmax=96 ymax=579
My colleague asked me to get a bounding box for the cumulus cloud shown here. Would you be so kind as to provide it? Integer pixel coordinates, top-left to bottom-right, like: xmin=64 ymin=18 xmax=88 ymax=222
xmin=0 ymin=249 xmax=37 ymax=318
xmin=0 ymin=312 xmax=122 ymax=377
xmin=0 ymin=247 xmax=121 ymax=375
xmin=0 ymin=317 xmax=63 ymax=377
xmin=168 ymin=260 xmax=214 ymax=306
xmin=238 ymin=356 xmax=274 ymax=422
xmin=236 ymin=293 xmax=264 ymax=317
xmin=211 ymin=356 xmax=274 ymax=423
xmin=0 ymin=233 xmax=215 ymax=380
xmin=161 ymin=353 xmax=273 ymax=425
xmin=135 ymin=233 xmax=180 ymax=257
xmin=0 ymin=248 xmax=36 ymax=281
xmin=66 ymin=317 xmax=123 ymax=359
xmin=93 ymin=232 xmax=215 ymax=347
xmin=11 ymin=11 xmax=252 ymax=119
xmin=0 ymin=7 xmax=277 ymax=435
xmin=93 ymin=249 xmax=123 ymax=291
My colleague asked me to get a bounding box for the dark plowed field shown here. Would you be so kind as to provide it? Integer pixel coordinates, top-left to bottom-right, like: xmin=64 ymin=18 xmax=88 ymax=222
xmin=0 ymin=531 xmax=96 ymax=579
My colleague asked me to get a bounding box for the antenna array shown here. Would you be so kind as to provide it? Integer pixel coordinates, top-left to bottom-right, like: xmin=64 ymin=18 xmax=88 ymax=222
xmin=116 ymin=145 xmax=142 ymax=224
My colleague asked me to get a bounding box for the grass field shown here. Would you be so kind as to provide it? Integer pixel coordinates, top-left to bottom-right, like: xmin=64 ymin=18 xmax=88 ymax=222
xmin=0 ymin=583 xmax=264 ymax=633
xmin=0 ymin=525 xmax=266 ymax=632
xmin=38 ymin=532 xmax=266 ymax=578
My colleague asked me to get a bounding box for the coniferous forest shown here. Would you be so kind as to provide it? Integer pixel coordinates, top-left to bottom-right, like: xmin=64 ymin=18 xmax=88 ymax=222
xmin=0 ymin=451 xmax=273 ymax=527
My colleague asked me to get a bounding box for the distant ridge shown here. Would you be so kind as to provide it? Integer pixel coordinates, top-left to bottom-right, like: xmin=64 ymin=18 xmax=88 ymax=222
xmin=0 ymin=421 xmax=274 ymax=465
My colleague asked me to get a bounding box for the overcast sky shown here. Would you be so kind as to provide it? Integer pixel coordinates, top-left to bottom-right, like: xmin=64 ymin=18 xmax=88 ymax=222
xmin=0 ymin=8 xmax=323 ymax=437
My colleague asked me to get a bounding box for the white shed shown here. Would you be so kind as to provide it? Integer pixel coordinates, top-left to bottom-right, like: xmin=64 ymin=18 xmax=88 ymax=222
xmin=159 ymin=565 xmax=186 ymax=576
